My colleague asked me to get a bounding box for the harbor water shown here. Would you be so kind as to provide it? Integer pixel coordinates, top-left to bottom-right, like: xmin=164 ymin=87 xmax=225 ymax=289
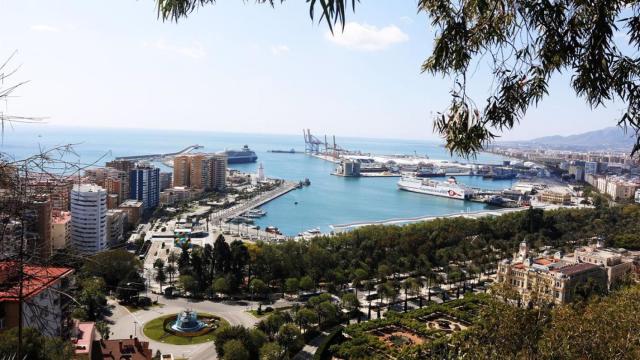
xmin=3 ymin=125 xmax=515 ymax=235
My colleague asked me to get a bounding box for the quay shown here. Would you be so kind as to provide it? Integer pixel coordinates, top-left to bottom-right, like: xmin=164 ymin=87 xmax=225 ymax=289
xmin=210 ymin=181 xmax=299 ymax=224
xmin=330 ymin=203 xmax=562 ymax=232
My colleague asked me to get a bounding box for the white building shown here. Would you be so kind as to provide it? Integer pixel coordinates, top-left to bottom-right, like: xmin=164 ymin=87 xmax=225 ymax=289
xmin=257 ymin=162 xmax=265 ymax=182
xmin=71 ymin=184 xmax=108 ymax=254
xmin=636 ymin=189 xmax=640 ymax=204
xmin=606 ymin=179 xmax=638 ymax=201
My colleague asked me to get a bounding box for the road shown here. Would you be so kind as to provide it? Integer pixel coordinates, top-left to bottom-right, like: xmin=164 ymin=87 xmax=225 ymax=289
xmin=107 ymin=295 xmax=262 ymax=359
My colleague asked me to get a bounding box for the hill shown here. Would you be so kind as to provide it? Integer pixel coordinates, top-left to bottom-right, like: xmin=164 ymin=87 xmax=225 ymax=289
xmin=514 ymin=127 xmax=636 ymax=150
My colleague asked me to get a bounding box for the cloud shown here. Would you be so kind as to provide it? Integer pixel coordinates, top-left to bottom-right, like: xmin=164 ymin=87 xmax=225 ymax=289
xmin=400 ymin=16 xmax=414 ymax=25
xmin=325 ymin=22 xmax=409 ymax=51
xmin=144 ymin=39 xmax=206 ymax=59
xmin=30 ymin=24 xmax=60 ymax=32
xmin=270 ymin=45 xmax=290 ymax=56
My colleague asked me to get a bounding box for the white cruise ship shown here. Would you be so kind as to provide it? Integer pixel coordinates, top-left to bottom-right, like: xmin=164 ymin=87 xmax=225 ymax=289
xmin=397 ymin=176 xmax=475 ymax=200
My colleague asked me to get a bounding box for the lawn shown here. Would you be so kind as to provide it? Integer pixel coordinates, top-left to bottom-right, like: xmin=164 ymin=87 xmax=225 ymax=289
xmin=143 ymin=313 xmax=227 ymax=345
xmin=247 ymin=306 xmax=294 ymax=319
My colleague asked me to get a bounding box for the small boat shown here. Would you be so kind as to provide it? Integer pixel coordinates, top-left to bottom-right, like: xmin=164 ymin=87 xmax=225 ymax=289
xmin=243 ymin=208 xmax=267 ymax=218
xmin=294 ymin=201 xmax=299 ymax=205
xmin=265 ymin=226 xmax=282 ymax=235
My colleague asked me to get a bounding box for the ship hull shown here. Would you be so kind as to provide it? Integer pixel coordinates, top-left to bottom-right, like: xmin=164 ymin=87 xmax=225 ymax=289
xmin=227 ymin=155 xmax=258 ymax=164
xmin=397 ymin=180 xmax=469 ymax=200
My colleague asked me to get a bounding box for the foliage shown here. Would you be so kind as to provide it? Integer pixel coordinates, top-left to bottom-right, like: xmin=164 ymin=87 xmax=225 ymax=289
xmin=82 ymin=249 xmax=142 ymax=289
xmin=277 ymin=323 xmax=304 ymax=357
xmin=0 ymin=327 xmax=74 ymax=360
xmin=157 ymin=1 xmax=640 ymax=156
xmin=74 ymin=276 xmax=108 ymax=321
xmin=222 ymin=339 xmax=250 ymax=360
xmin=259 ymin=342 xmax=285 ymax=360
xmin=214 ymin=325 xmax=267 ymax=360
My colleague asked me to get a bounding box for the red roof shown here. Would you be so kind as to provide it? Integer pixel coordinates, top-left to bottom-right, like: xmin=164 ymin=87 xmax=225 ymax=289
xmin=534 ymin=258 xmax=553 ymax=266
xmin=556 ymin=263 xmax=599 ymax=276
xmin=0 ymin=261 xmax=73 ymax=302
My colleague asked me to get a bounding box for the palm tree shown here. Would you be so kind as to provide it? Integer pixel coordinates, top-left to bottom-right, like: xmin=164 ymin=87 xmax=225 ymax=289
xmin=165 ymin=263 xmax=177 ymax=285
xmin=402 ymin=278 xmax=418 ymax=312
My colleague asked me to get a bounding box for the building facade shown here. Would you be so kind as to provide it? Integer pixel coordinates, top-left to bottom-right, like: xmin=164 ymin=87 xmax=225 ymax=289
xmin=159 ymin=172 xmax=172 ymax=191
xmin=118 ymin=200 xmax=143 ymax=228
xmin=497 ymin=242 xmax=608 ymax=305
xmin=172 ymin=155 xmax=191 ymax=187
xmin=105 ymin=159 xmax=135 ymax=173
xmin=0 ymin=262 xmax=74 ymax=338
xmin=52 ymin=211 xmax=71 ymax=250
xmin=172 ymin=153 xmax=227 ymax=191
xmin=129 ymin=166 xmax=160 ymax=210
xmin=106 ymin=209 xmax=127 ymax=247
xmin=71 ymin=184 xmax=108 ymax=254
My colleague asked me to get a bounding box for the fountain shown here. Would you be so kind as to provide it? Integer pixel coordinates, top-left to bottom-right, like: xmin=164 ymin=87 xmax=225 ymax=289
xmin=170 ymin=310 xmax=206 ymax=333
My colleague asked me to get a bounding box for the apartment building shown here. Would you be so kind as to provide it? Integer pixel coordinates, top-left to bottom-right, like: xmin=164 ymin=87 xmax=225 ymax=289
xmin=0 ymin=262 xmax=74 ymax=337
xmin=70 ymin=184 xmax=108 ymax=254
xmin=52 ymin=211 xmax=71 ymax=250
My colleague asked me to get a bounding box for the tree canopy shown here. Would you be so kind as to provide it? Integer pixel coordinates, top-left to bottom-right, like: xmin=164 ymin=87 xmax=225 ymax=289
xmin=156 ymin=0 xmax=640 ymax=156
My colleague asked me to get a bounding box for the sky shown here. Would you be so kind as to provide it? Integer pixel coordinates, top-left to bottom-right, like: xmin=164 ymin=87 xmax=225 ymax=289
xmin=0 ymin=0 xmax=629 ymax=142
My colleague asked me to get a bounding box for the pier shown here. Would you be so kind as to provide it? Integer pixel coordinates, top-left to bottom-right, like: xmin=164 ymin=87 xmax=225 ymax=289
xmin=210 ymin=181 xmax=299 ymax=224
xmin=115 ymin=144 xmax=204 ymax=161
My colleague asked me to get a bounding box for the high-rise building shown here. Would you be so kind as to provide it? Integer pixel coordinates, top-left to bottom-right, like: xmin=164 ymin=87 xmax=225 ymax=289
xmin=159 ymin=172 xmax=172 ymax=191
xmin=52 ymin=211 xmax=71 ymax=250
xmin=172 ymin=155 xmax=191 ymax=187
xmin=210 ymin=153 xmax=227 ymax=191
xmin=32 ymin=196 xmax=53 ymax=259
xmin=70 ymin=184 xmax=108 ymax=254
xmin=172 ymin=154 xmax=227 ymax=191
xmin=189 ymin=154 xmax=207 ymax=189
xmin=129 ymin=166 xmax=160 ymax=210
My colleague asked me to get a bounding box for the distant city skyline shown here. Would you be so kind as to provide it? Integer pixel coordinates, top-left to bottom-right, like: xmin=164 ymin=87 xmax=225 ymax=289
xmin=0 ymin=1 xmax=631 ymax=142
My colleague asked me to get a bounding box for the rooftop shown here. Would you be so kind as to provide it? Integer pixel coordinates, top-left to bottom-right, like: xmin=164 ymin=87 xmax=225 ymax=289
xmin=555 ymin=262 xmax=599 ymax=276
xmin=52 ymin=211 xmax=71 ymax=224
xmin=0 ymin=262 xmax=74 ymax=302
xmin=119 ymin=199 xmax=143 ymax=207
xmin=73 ymin=321 xmax=95 ymax=355
xmin=94 ymin=338 xmax=152 ymax=360
xmin=72 ymin=183 xmax=105 ymax=193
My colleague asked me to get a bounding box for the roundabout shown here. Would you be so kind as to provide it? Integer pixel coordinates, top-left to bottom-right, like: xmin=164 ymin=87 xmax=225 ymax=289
xmin=143 ymin=311 xmax=228 ymax=345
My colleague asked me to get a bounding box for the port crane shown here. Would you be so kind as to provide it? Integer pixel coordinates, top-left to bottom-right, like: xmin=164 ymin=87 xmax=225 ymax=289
xmin=303 ymin=129 xmax=324 ymax=154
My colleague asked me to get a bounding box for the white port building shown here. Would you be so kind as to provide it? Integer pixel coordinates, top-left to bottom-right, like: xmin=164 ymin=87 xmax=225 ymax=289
xmin=71 ymin=184 xmax=108 ymax=254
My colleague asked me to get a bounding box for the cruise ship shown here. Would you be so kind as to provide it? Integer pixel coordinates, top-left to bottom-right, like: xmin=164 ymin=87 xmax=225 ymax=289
xmin=397 ymin=176 xmax=475 ymax=200
xmin=225 ymin=145 xmax=258 ymax=164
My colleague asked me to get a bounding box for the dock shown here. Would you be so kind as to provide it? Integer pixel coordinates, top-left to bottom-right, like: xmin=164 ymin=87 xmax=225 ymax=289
xmin=210 ymin=181 xmax=299 ymax=223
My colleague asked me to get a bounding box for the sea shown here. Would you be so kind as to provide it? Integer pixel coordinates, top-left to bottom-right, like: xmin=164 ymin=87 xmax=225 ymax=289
xmin=1 ymin=125 xmax=515 ymax=235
